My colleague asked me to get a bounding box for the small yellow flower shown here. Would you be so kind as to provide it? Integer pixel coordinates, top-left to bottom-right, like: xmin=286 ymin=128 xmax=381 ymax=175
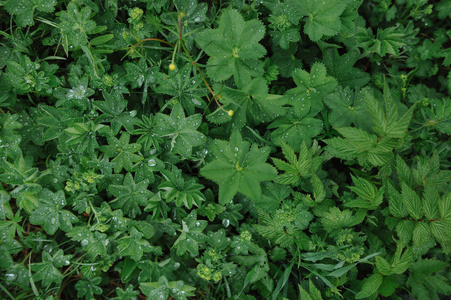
xmin=228 ymin=110 xmax=234 ymax=116
xmin=169 ymin=63 xmax=176 ymax=71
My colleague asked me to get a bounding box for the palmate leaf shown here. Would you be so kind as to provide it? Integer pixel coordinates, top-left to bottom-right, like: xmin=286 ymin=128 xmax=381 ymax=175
xmin=29 ymin=189 xmax=78 ymax=235
xmin=356 ymin=26 xmax=406 ymax=57
xmin=207 ymin=78 xmax=286 ymax=129
xmin=269 ymin=111 xmax=323 ymax=151
xmin=173 ymin=210 xmax=207 ymax=256
xmin=116 ymin=227 xmax=152 ymax=261
xmin=99 ymin=133 xmax=143 ymax=173
xmin=155 ymin=103 xmax=206 ymax=157
xmin=30 ymin=249 xmax=71 ymax=287
xmin=286 ymin=62 xmax=337 ymax=117
xmin=200 ymin=131 xmax=277 ymax=204
xmin=196 ymin=9 xmax=266 ymax=88
xmin=108 ymin=172 xmax=152 ymax=218
xmin=355 ymin=273 xmax=383 ymax=299
xmin=5 ymin=0 xmax=57 ymax=28
xmin=299 ymin=0 xmax=347 ymax=42
xmin=159 ymin=166 xmax=205 ymax=209
xmin=323 ymin=49 xmax=370 ymax=89
xmin=155 ymin=63 xmax=207 ymax=115
xmin=323 ymin=87 xmax=367 ymax=128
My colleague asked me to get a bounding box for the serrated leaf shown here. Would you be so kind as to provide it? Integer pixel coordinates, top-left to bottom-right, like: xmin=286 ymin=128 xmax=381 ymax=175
xmin=196 ymin=9 xmax=266 ymax=87
xmin=200 ymin=131 xmax=277 ymax=204
xmin=401 ymin=183 xmax=423 ymax=220
xmin=355 ymin=273 xmax=383 ymax=299
xmin=323 ymin=49 xmax=370 ymax=89
xmin=299 ymin=0 xmax=347 ymax=42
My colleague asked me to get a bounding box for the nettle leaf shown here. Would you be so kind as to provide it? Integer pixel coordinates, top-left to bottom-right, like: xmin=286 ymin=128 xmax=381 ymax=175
xmin=323 ymin=49 xmax=370 ymax=89
xmin=298 ymin=280 xmax=324 ymax=300
xmin=29 ymin=189 xmax=78 ymax=235
xmin=324 ymin=86 xmax=367 ymax=129
xmin=355 ymin=273 xmax=383 ymax=299
xmin=196 ymin=9 xmax=266 ymax=87
xmin=200 ymin=131 xmax=277 ymax=204
xmin=173 ymin=210 xmax=207 ymax=256
xmin=30 ymin=249 xmax=71 ymax=287
xmin=401 ymin=183 xmax=423 ymax=220
xmin=155 ymin=103 xmax=206 ymax=157
xmin=207 ymin=78 xmax=286 ymax=129
xmin=160 ymin=166 xmax=205 ymax=209
xmin=94 ymin=90 xmax=137 ymax=135
xmin=269 ymin=111 xmax=323 ymax=151
xmin=155 ymin=63 xmax=207 ymax=115
xmin=5 ymin=0 xmax=57 ymax=28
xmin=286 ymin=62 xmax=337 ymax=117
xmin=116 ymin=227 xmax=151 ymax=261
xmin=108 ymin=172 xmax=152 ymax=218
xmin=99 ymin=133 xmax=143 ymax=173
xmin=299 ymin=0 xmax=347 ymax=42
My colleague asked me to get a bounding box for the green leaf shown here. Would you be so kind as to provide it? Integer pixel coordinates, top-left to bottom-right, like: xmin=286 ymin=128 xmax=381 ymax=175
xmin=401 ymin=183 xmax=423 ymax=220
xmin=272 ymin=141 xmax=321 ymax=186
xmin=207 ymin=78 xmax=286 ymax=129
xmin=356 ymin=26 xmax=406 ymax=56
xmin=108 ymin=172 xmax=153 ymax=218
xmin=363 ymin=86 xmax=417 ymax=139
xmin=94 ymin=90 xmax=137 ymax=135
xmin=99 ymin=133 xmax=143 ymax=173
xmin=323 ymin=49 xmax=370 ymax=89
xmin=75 ymin=277 xmax=102 ymax=299
xmin=29 ymin=189 xmax=78 ymax=235
xmin=116 ymin=227 xmax=152 ymax=261
xmin=155 ymin=63 xmax=207 ymax=115
xmin=355 ymin=273 xmax=383 ymax=299
xmin=160 ymin=166 xmax=205 ymax=209
xmin=323 ymin=86 xmax=366 ymax=128
xmin=299 ymin=0 xmax=347 ymax=41
xmin=196 ymin=9 xmax=266 ymax=87
xmin=155 ymin=103 xmax=206 ymax=157
xmin=422 ymin=185 xmax=440 ymax=220
xmin=200 ymin=131 xmax=277 ymax=204
xmin=66 ymin=226 xmax=109 ymax=259
xmin=269 ymin=111 xmax=323 ymax=151
xmin=30 ymin=249 xmax=71 ymax=287
xmin=345 ymin=175 xmax=383 ymax=209
xmin=287 ymin=62 xmax=337 ymax=116
xmin=5 ymin=0 xmax=57 ymax=28
xmin=172 ymin=210 xmax=207 ymax=256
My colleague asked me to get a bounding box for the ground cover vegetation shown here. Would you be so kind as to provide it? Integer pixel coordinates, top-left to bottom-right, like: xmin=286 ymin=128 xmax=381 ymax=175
xmin=0 ymin=0 xmax=450 ymax=299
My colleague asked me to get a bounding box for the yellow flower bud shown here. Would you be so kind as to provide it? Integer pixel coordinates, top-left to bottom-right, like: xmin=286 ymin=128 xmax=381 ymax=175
xmin=169 ymin=63 xmax=176 ymax=71
xmin=228 ymin=110 xmax=234 ymax=116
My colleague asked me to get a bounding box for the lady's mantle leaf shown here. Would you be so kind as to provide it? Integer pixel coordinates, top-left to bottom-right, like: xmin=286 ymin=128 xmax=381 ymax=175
xmin=200 ymin=131 xmax=277 ymax=204
xmin=29 ymin=189 xmax=78 ymax=235
xmin=196 ymin=9 xmax=266 ymax=87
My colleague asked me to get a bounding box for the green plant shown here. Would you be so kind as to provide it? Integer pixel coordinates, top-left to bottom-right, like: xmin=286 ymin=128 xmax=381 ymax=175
xmin=1 ymin=0 xmax=450 ymax=299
